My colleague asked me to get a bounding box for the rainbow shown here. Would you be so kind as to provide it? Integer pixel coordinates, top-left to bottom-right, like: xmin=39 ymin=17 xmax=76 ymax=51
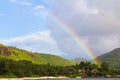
xmin=49 ymin=14 xmax=99 ymax=64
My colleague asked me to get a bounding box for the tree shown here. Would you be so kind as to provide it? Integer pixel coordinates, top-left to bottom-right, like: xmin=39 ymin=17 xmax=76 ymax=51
xmin=101 ymin=62 xmax=109 ymax=71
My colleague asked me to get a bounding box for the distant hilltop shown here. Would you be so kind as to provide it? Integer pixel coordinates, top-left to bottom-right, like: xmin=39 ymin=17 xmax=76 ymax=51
xmin=74 ymin=57 xmax=87 ymax=63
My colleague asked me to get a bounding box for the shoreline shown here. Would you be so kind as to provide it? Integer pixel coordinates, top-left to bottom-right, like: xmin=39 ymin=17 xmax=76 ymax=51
xmin=0 ymin=76 xmax=69 ymax=80
xmin=0 ymin=76 xmax=120 ymax=80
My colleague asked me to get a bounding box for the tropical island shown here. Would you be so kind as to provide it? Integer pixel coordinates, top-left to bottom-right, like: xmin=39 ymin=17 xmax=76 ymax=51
xmin=0 ymin=44 xmax=120 ymax=78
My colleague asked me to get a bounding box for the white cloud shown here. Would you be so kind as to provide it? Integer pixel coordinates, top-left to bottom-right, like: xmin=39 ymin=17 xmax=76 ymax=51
xmin=8 ymin=0 xmax=17 ymax=3
xmin=50 ymin=0 xmax=99 ymax=16
xmin=35 ymin=11 xmax=45 ymax=15
xmin=33 ymin=5 xmax=47 ymax=16
xmin=20 ymin=2 xmax=31 ymax=6
xmin=8 ymin=0 xmax=32 ymax=6
xmin=73 ymin=0 xmax=99 ymax=15
xmin=1 ymin=31 xmax=64 ymax=56
xmin=33 ymin=5 xmax=45 ymax=10
xmin=8 ymin=0 xmax=47 ymax=17
xmin=2 ymin=31 xmax=54 ymax=44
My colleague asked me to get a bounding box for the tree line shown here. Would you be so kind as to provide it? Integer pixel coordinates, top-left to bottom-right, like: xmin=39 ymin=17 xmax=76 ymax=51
xmin=0 ymin=58 xmax=120 ymax=78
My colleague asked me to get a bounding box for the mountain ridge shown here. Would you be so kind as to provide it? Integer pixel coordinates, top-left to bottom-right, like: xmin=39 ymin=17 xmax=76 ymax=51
xmin=96 ymin=48 xmax=120 ymax=69
xmin=0 ymin=44 xmax=76 ymax=66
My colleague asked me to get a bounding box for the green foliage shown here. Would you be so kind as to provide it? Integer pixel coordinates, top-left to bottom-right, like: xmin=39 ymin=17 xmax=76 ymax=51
xmin=0 ymin=58 xmax=119 ymax=78
xmin=34 ymin=53 xmax=76 ymax=66
xmin=96 ymin=48 xmax=120 ymax=69
xmin=0 ymin=58 xmax=72 ymax=77
xmin=101 ymin=62 xmax=109 ymax=71
xmin=0 ymin=44 xmax=76 ymax=66
xmin=0 ymin=44 xmax=120 ymax=78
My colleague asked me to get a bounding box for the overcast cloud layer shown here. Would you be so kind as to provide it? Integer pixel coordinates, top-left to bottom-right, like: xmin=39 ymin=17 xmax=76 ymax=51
xmin=47 ymin=0 xmax=120 ymax=58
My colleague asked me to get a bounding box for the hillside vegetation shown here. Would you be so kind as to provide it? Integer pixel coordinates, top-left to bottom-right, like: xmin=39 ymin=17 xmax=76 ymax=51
xmin=0 ymin=44 xmax=120 ymax=78
xmin=96 ymin=48 xmax=120 ymax=69
xmin=0 ymin=44 xmax=75 ymax=66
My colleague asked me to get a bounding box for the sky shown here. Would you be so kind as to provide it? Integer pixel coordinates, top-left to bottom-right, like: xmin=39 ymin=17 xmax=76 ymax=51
xmin=0 ymin=0 xmax=120 ymax=60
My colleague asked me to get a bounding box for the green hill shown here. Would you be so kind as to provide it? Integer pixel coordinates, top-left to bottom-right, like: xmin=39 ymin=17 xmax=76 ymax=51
xmin=0 ymin=44 xmax=76 ymax=66
xmin=96 ymin=48 xmax=120 ymax=69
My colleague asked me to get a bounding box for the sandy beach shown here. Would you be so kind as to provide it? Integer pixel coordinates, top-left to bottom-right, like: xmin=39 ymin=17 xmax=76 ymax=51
xmin=0 ymin=76 xmax=69 ymax=80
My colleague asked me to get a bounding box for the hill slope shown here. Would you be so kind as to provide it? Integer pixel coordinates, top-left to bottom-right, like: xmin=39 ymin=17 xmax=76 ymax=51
xmin=0 ymin=44 xmax=76 ymax=66
xmin=96 ymin=48 xmax=120 ymax=69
